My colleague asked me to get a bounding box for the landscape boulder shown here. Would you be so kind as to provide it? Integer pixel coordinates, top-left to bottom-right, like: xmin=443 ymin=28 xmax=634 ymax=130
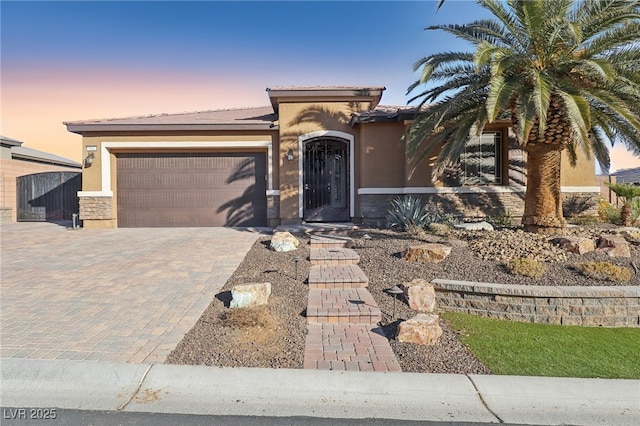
xmin=550 ymin=236 xmax=595 ymax=255
xmin=230 ymin=282 xmax=272 ymax=308
xmin=402 ymin=244 xmax=451 ymax=263
xmin=270 ymin=232 xmax=299 ymax=252
xmin=619 ymin=227 xmax=640 ymax=244
xmin=453 ymin=221 xmax=494 ymax=231
xmin=400 ymin=278 xmax=436 ymax=312
xmin=597 ymin=235 xmax=631 ymax=258
xmin=396 ymin=314 xmax=443 ymax=345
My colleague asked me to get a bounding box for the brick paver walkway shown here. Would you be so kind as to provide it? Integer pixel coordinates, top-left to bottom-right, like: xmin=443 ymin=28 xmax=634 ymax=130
xmin=1 ymin=222 xmax=259 ymax=363
xmin=303 ymin=324 xmax=401 ymax=372
xmin=308 ymin=264 xmax=369 ymax=289
xmin=309 ymin=248 xmax=359 ymax=265
xmin=304 ymin=231 xmax=401 ymax=372
xmin=307 ymin=288 xmax=382 ymax=324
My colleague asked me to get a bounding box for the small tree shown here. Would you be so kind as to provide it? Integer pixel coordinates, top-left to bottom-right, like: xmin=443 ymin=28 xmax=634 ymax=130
xmin=606 ymin=183 xmax=640 ymax=226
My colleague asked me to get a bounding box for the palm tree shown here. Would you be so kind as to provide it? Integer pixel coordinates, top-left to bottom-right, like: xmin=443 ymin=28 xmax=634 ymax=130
xmin=607 ymin=182 xmax=640 ymax=226
xmin=406 ymin=0 xmax=640 ymax=233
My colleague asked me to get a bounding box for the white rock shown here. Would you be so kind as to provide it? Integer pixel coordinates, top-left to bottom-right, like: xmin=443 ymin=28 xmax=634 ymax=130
xmin=454 ymin=221 xmax=494 ymax=231
xmin=396 ymin=314 xmax=443 ymax=345
xmin=401 ymin=279 xmax=436 ymax=312
xmin=230 ymin=282 xmax=271 ymax=308
xmin=270 ymin=231 xmax=299 ymax=252
xmin=402 ymin=244 xmax=452 ymax=264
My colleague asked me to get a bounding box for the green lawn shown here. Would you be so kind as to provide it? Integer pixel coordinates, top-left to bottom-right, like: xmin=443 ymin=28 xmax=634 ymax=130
xmin=441 ymin=312 xmax=640 ymax=379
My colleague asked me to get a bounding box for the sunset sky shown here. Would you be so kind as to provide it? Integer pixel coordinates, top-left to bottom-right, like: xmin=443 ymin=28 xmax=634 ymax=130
xmin=2 ymin=0 xmax=638 ymax=173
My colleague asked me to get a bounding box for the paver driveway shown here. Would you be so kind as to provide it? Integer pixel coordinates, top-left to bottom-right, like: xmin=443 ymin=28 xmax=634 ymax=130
xmin=1 ymin=222 xmax=260 ymax=363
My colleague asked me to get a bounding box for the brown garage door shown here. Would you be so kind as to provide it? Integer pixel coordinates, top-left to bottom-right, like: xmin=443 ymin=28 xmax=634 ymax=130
xmin=116 ymin=152 xmax=267 ymax=227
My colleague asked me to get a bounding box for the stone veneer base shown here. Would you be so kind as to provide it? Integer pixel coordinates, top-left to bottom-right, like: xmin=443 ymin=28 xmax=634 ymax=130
xmin=432 ymin=279 xmax=640 ymax=327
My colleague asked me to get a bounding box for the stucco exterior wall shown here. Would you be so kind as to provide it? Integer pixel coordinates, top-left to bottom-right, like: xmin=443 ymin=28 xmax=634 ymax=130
xmin=560 ymin=148 xmax=596 ymax=186
xmin=358 ymin=123 xmax=405 ymax=188
xmin=277 ymin=101 xmax=373 ymax=224
xmin=0 ymin=158 xmax=80 ymax=223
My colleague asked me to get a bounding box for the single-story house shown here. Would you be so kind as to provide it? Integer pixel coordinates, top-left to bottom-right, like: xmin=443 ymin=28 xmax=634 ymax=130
xmin=613 ymin=167 xmax=640 ymax=185
xmin=1 ymin=135 xmax=82 ymax=224
xmin=65 ymin=86 xmax=598 ymax=228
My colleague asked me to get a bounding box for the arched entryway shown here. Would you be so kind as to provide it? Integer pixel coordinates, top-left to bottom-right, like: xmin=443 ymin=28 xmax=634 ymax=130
xmin=302 ymin=137 xmax=350 ymax=222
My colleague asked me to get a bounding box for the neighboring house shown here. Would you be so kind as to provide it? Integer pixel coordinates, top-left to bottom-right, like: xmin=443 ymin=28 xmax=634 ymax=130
xmin=598 ymin=167 xmax=640 ymax=205
xmin=0 ymin=135 xmax=82 ymax=223
xmin=65 ymin=86 xmax=598 ymax=228
xmin=614 ymin=167 xmax=640 ymax=185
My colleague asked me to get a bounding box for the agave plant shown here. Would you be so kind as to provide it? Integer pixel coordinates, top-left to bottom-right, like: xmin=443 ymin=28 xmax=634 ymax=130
xmin=607 ymin=182 xmax=640 ymax=226
xmin=387 ymin=196 xmax=429 ymax=231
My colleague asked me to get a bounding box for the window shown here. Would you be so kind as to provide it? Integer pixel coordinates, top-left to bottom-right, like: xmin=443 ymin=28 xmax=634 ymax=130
xmin=460 ymin=131 xmax=502 ymax=185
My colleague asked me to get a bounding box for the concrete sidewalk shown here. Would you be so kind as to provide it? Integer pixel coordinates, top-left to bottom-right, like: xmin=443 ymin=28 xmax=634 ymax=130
xmin=2 ymin=358 xmax=638 ymax=425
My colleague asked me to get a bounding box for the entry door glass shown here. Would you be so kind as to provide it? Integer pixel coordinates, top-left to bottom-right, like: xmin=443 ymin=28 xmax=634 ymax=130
xmin=303 ymin=138 xmax=349 ymax=222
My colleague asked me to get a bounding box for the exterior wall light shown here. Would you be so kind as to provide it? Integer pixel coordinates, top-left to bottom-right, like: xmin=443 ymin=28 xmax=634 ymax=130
xmin=84 ymin=152 xmax=95 ymax=168
xmin=287 ymin=149 xmax=294 ymax=161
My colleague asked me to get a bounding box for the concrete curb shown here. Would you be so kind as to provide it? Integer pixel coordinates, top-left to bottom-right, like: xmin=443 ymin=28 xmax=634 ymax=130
xmin=2 ymin=358 xmax=639 ymax=424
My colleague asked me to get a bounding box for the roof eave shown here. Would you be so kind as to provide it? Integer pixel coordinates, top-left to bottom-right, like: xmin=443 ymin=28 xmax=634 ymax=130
xmin=65 ymin=123 xmax=278 ymax=135
xmin=267 ymin=87 xmax=386 ymax=113
xmin=12 ymin=152 xmax=81 ymax=168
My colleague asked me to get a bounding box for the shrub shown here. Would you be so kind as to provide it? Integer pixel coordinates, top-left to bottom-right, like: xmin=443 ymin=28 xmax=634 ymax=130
xmin=387 ymin=196 xmax=430 ymax=231
xmin=424 ymin=203 xmax=459 ymax=226
xmin=506 ymin=258 xmax=545 ymax=278
xmin=575 ymin=262 xmax=632 ymax=282
xmin=488 ymin=209 xmax=516 ymax=228
xmin=598 ymin=199 xmax=621 ymax=225
xmin=405 ymin=224 xmax=428 ymax=238
xmin=567 ymin=214 xmax=601 ymax=226
xmin=220 ymin=305 xmax=276 ymax=330
xmin=606 ymin=183 xmax=640 ymax=227
xmin=387 ymin=196 xmax=458 ymax=231
xmin=428 ymin=222 xmax=451 ymax=236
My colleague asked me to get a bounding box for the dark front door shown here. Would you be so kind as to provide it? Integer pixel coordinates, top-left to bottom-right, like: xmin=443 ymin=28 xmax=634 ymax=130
xmin=303 ymin=138 xmax=349 ymax=222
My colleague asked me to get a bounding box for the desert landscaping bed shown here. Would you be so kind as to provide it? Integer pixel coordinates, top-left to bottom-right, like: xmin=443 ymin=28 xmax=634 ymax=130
xmin=166 ymin=225 xmax=639 ymax=373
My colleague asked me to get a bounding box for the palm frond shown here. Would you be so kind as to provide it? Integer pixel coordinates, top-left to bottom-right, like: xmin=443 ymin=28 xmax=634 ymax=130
xmin=407 ymin=0 xmax=640 ymax=188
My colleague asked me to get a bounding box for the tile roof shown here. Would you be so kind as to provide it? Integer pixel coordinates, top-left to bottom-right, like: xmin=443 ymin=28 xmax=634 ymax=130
xmin=65 ymin=106 xmax=276 ymax=126
xmin=65 ymin=106 xmax=278 ymax=134
xmin=1 ymin=135 xmax=24 ymax=147
xmin=614 ymin=167 xmax=640 ymax=184
xmin=11 ymin=145 xmax=81 ymax=168
xmin=64 ymin=99 xmax=424 ymax=135
xmin=268 ymin=85 xmax=386 ymax=91
xmin=351 ymin=105 xmax=423 ymax=124
xmin=2 ymin=135 xmax=80 ymax=167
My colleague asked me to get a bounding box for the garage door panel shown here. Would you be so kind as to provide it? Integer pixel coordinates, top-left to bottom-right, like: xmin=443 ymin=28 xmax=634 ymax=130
xmin=116 ymin=153 xmax=267 ymax=227
xmin=120 ymin=188 xmax=260 ymax=209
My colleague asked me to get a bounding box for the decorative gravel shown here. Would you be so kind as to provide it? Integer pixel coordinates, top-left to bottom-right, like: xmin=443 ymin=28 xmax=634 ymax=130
xmin=166 ymin=225 xmax=639 ymax=374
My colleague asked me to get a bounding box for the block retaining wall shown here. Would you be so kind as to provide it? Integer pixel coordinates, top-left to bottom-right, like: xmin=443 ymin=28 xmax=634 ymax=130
xmin=432 ymin=279 xmax=640 ymax=327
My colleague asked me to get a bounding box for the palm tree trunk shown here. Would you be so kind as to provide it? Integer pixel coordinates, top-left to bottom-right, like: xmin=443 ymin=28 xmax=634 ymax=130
xmin=521 ymin=143 xmax=566 ymax=233
xmin=621 ymin=204 xmax=632 ymax=227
